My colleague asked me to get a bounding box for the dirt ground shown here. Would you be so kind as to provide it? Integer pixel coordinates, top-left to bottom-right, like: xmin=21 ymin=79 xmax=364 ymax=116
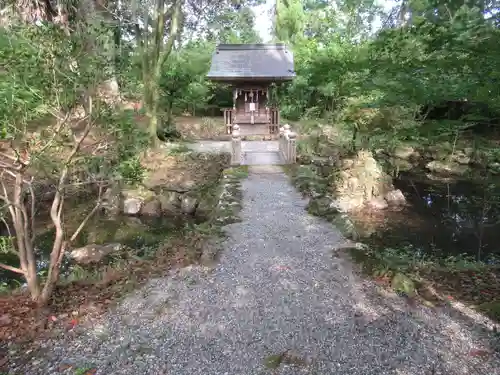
xmin=174 ymin=116 xmax=229 ymax=140
xmin=141 ymin=148 xmax=229 ymax=191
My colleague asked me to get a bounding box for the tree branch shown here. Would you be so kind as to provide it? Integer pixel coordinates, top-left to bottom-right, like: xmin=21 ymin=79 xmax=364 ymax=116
xmin=0 ymin=262 xmax=24 ymax=275
xmin=35 ymin=112 xmax=72 ymax=155
xmin=158 ymin=0 xmax=183 ymax=69
xmin=28 ymin=179 xmax=36 ymax=243
xmin=69 ymin=182 xmax=105 ymax=244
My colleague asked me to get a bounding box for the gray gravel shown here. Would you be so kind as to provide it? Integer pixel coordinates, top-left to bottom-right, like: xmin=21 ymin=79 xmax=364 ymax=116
xmin=10 ymin=166 xmax=500 ymax=375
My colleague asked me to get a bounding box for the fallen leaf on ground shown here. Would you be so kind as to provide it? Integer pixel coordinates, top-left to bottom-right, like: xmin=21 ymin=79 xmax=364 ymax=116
xmin=468 ymin=349 xmax=490 ymax=358
xmin=274 ymin=265 xmax=290 ymax=271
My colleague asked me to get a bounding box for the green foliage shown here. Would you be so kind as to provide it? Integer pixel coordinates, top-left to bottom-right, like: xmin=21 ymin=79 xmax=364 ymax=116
xmin=275 ymin=0 xmax=306 ymax=43
xmin=268 ymin=2 xmax=500 ymax=153
xmin=0 ymin=25 xmax=73 ymax=139
xmin=111 ymin=111 xmax=149 ymax=181
xmin=0 ymin=235 xmax=14 ymax=255
xmin=161 ymin=42 xmax=214 ymax=116
xmin=210 ymin=5 xmax=263 ymax=43
xmin=116 ymin=156 xmax=145 ymax=185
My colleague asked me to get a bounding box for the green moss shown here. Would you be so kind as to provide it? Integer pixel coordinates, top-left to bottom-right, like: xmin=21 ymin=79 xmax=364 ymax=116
xmin=264 ymin=354 xmax=284 ymax=369
xmin=224 ymin=165 xmax=249 ymax=179
xmin=289 ymin=165 xmax=329 ymax=196
xmin=123 ymin=185 xmax=156 ymax=200
xmin=391 ymin=272 xmax=417 ymax=297
xmin=164 ymin=142 xmax=192 ymax=155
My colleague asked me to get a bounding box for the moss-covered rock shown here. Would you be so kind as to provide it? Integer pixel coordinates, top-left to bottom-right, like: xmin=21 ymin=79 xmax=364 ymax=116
xmin=426 ymin=160 xmax=469 ymax=175
xmin=391 ymin=272 xmax=417 ymax=297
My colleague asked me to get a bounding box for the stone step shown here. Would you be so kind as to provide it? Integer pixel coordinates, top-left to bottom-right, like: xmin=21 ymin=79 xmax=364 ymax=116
xmin=234 ymin=114 xmax=269 ymax=124
xmin=238 ymin=124 xmax=271 ymax=135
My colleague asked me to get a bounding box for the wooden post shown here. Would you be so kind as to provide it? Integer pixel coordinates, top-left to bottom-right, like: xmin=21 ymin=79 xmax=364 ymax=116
xmin=231 ymin=125 xmax=241 ymax=165
xmin=288 ymin=132 xmax=297 ymax=164
xmin=281 ymin=124 xmax=290 ymax=163
xmin=279 ymin=125 xmax=285 ymax=158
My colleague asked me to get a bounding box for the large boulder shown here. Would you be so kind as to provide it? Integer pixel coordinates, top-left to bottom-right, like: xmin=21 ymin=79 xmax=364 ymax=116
xmin=426 ymin=160 xmax=469 ymax=175
xmin=141 ymin=198 xmax=162 ymax=216
xmin=391 ymin=273 xmax=416 ymax=297
xmin=101 ymin=186 xmax=122 ymax=216
xmin=121 ymin=187 xmax=155 ymax=215
xmin=389 ymin=158 xmax=414 ymax=172
xmin=367 ymin=197 xmax=389 ymax=210
xmin=158 ymin=191 xmax=182 ymax=213
xmin=331 ymin=150 xmax=397 ymax=212
xmin=181 ymin=195 xmax=198 ymax=215
xmin=69 ymin=243 xmax=123 ymax=264
xmin=122 ymin=197 xmax=143 ymax=215
xmin=385 ymin=189 xmax=406 ymax=206
xmin=451 ymin=150 xmax=471 ymax=165
xmin=393 ymin=145 xmax=418 ymax=160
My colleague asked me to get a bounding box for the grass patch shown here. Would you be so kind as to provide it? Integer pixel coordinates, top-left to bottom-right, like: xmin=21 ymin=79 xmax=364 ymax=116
xmin=286 ymin=164 xmax=330 ymax=196
xmin=263 ymin=351 xmax=311 ymax=370
xmin=264 ymin=354 xmax=283 ymax=369
xmin=73 ymin=366 xmax=97 ymax=375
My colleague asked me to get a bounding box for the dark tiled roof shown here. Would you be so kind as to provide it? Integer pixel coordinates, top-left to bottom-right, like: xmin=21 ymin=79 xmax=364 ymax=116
xmin=207 ymin=43 xmax=295 ymax=81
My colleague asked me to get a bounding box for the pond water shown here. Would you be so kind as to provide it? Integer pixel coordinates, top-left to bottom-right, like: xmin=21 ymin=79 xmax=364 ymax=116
xmin=0 ymin=201 xmax=196 ymax=287
xmin=361 ymin=170 xmax=500 ymax=263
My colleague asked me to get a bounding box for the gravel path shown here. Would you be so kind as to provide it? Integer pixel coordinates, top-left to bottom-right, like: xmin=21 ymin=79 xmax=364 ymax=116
xmin=11 ymin=166 xmax=500 ymax=375
xmin=187 ymin=140 xmax=284 ymax=165
xmin=187 ymin=140 xmax=280 ymax=154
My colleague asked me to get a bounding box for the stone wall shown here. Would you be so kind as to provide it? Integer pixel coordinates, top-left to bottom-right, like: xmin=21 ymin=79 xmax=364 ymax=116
xmin=101 ymin=152 xmax=231 ymax=220
xmin=382 ymin=144 xmax=491 ymax=177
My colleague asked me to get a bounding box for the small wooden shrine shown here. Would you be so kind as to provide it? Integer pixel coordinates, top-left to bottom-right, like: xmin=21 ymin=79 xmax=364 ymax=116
xmin=207 ymin=43 xmax=295 ymax=136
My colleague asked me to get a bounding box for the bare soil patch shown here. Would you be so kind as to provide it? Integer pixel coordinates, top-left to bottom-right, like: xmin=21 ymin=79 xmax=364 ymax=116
xmin=174 ymin=116 xmax=229 ymax=140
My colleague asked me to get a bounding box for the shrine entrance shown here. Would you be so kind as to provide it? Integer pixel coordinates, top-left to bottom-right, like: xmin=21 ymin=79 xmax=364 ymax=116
xmin=207 ymin=43 xmax=295 ymax=137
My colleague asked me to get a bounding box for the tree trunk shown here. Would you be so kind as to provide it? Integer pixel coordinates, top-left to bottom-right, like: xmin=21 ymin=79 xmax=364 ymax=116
xmin=140 ymin=0 xmax=183 ymax=145
xmin=39 ymin=236 xmax=65 ymax=305
xmin=12 ymin=173 xmax=40 ymax=299
xmin=149 ymin=112 xmax=159 ymax=147
xmin=351 ymin=126 xmax=358 ymax=151
xmin=166 ymin=98 xmax=173 ymax=126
